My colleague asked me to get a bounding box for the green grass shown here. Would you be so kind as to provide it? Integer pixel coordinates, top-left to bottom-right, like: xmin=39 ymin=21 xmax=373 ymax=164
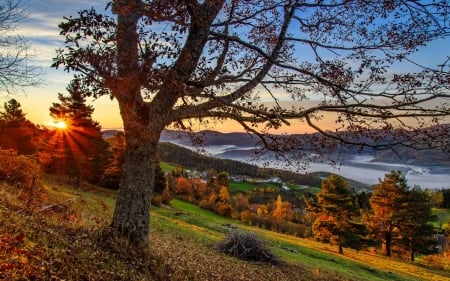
xmin=160 ymin=161 xmax=176 ymax=172
xmin=228 ymin=181 xmax=283 ymax=194
xmin=228 ymin=181 xmax=257 ymax=194
xmin=152 ymin=199 xmax=450 ymax=281
xmin=433 ymin=208 xmax=450 ymax=228
xmin=287 ymin=184 xmax=321 ymax=193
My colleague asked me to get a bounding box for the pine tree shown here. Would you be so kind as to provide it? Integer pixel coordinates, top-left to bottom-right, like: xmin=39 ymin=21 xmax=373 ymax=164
xmin=0 ymin=98 xmax=39 ymax=154
xmin=400 ymin=187 xmax=437 ymax=261
xmin=0 ymin=99 xmax=26 ymax=125
xmin=45 ymin=78 xmax=110 ymax=186
xmin=368 ymin=170 xmax=409 ymax=257
xmin=313 ymin=175 xmax=359 ymax=254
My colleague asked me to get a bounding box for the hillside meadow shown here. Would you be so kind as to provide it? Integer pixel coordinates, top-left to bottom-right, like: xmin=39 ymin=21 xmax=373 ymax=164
xmin=1 ymin=176 xmax=450 ymax=280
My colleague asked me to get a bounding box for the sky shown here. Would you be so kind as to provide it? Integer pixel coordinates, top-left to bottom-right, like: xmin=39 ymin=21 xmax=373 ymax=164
xmin=5 ymin=1 xmax=122 ymax=130
xmin=4 ymin=0 xmax=450 ymax=133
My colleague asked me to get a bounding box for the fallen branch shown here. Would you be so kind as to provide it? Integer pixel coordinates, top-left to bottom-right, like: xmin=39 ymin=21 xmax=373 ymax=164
xmin=38 ymin=197 xmax=79 ymax=212
xmin=17 ymin=196 xmax=79 ymax=214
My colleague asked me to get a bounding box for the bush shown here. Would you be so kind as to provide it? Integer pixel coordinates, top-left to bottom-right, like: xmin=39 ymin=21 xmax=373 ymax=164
xmin=217 ymin=230 xmax=279 ymax=265
xmin=423 ymin=254 xmax=450 ymax=270
xmin=0 ymin=149 xmax=43 ymax=213
xmin=0 ymin=149 xmax=40 ymax=189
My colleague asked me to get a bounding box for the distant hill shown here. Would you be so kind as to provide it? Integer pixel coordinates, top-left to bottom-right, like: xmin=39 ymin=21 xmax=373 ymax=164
xmin=157 ymin=142 xmax=368 ymax=189
xmin=159 ymin=128 xmax=450 ymax=167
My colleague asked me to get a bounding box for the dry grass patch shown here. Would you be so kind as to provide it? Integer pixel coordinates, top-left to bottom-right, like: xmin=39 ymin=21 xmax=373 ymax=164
xmin=149 ymin=228 xmax=351 ymax=281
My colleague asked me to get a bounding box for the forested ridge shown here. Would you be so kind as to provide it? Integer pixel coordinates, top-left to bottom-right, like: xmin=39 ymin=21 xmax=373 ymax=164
xmin=159 ymin=141 xmax=328 ymax=188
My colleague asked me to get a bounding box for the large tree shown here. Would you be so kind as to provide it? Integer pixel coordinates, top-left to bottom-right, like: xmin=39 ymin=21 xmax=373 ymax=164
xmin=399 ymin=187 xmax=437 ymax=262
xmin=368 ymin=170 xmax=409 ymax=257
xmin=0 ymin=0 xmax=40 ymax=94
xmin=53 ymin=1 xmax=450 ymax=244
xmin=312 ymin=175 xmax=359 ymax=254
xmin=44 ymin=79 xmax=110 ymax=186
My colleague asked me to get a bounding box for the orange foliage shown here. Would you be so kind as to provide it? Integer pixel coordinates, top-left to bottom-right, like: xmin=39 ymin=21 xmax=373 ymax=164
xmin=175 ymin=177 xmax=193 ymax=195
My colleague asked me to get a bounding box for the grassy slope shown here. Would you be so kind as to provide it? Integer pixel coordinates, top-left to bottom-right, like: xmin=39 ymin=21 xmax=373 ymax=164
xmin=155 ymin=199 xmax=450 ymax=281
xmin=2 ymin=178 xmax=449 ymax=281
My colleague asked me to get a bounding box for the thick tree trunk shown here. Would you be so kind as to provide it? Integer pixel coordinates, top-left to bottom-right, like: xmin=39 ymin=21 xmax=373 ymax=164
xmin=110 ymin=2 xmax=157 ymax=245
xmin=110 ymin=124 xmax=159 ymax=245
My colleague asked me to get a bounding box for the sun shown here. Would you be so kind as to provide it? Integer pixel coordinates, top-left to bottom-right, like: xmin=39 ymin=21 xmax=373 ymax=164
xmin=54 ymin=120 xmax=68 ymax=130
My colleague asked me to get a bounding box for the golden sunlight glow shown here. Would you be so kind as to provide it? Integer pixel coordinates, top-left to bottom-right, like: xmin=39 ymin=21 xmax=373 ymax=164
xmin=53 ymin=121 xmax=68 ymax=130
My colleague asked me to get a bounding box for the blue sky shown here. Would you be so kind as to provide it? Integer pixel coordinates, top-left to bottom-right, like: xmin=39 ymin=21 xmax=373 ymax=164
xmin=6 ymin=1 xmax=121 ymax=129
xmin=6 ymin=0 xmax=450 ymax=132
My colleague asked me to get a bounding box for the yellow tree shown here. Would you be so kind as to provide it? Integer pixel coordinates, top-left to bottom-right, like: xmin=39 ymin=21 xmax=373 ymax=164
xmin=273 ymin=195 xmax=294 ymax=222
xmin=53 ymin=1 xmax=450 ymax=244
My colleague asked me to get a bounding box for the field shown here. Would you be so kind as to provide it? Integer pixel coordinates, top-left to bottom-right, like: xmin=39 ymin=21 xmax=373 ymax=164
xmin=1 ymin=178 xmax=450 ymax=280
xmin=228 ymin=181 xmax=261 ymax=193
xmin=160 ymin=161 xmax=177 ymax=172
xmin=434 ymin=208 xmax=450 ymax=228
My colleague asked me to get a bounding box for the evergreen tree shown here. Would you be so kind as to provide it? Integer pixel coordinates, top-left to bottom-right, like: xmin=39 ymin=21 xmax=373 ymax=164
xmin=0 ymin=98 xmax=39 ymax=154
xmin=400 ymin=187 xmax=437 ymax=261
xmin=313 ymin=175 xmax=359 ymax=254
xmin=368 ymin=170 xmax=409 ymax=257
xmin=0 ymin=99 xmax=26 ymax=125
xmin=45 ymin=79 xmax=110 ymax=186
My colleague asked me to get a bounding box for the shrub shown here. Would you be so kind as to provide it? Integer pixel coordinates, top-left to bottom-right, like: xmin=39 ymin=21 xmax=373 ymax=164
xmin=217 ymin=230 xmax=279 ymax=265
xmin=423 ymin=254 xmax=450 ymax=270
xmin=0 ymin=149 xmax=43 ymax=212
xmin=0 ymin=149 xmax=40 ymax=189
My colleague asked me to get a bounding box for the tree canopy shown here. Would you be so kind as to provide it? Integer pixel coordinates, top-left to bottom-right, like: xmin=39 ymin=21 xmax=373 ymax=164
xmin=53 ymin=0 xmax=450 ymax=244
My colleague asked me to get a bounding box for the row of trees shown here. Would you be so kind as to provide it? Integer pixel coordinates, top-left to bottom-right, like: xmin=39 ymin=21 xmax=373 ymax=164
xmin=169 ymin=169 xmax=440 ymax=261
xmin=310 ymin=172 xmax=436 ymax=260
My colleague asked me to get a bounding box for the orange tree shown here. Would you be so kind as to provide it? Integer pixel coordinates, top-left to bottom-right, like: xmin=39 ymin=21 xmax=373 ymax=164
xmin=53 ymin=1 xmax=450 ymax=244
xmin=368 ymin=170 xmax=409 ymax=257
xmin=311 ymin=175 xmax=360 ymax=255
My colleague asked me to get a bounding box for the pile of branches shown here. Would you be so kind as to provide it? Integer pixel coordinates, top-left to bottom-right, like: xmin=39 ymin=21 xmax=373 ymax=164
xmin=218 ymin=230 xmax=279 ymax=265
